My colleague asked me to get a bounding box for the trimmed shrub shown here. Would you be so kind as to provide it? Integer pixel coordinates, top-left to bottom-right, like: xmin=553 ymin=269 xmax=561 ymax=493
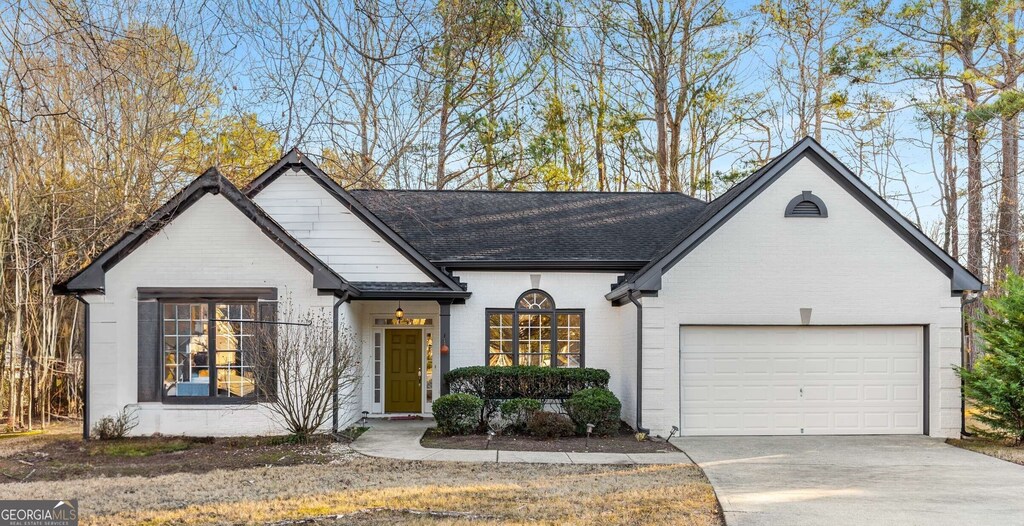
xmin=500 ymin=398 xmax=542 ymax=432
xmin=526 ymin=411 xmax=574 ymax=439
xmin=445 ymin=366 xmax=610 ymax=401
xmin=564 ymin=388 xmax=621 ymax=436
xmin=432 ymin=394 xmax=484 ymax=435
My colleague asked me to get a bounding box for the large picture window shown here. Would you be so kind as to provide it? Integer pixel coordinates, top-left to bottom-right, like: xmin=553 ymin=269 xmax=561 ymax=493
xmin=486 ymin=290 xmax=584 ymax=367
xmin=162 ymin=301 xmax=261 ymax=400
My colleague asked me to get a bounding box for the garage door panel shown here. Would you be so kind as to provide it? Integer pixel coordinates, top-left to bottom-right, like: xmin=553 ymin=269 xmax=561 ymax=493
xmin=680 ymin=326 xmax=924 ymax=436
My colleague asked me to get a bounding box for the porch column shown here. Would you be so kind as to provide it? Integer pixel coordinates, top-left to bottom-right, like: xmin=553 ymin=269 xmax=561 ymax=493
xmin=439 ymin=300 xmax=452 ymax=396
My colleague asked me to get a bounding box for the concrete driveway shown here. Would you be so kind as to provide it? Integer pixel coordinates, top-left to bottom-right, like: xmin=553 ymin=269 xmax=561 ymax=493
xmin=673 ymin=436 xmax=1024 ymax=526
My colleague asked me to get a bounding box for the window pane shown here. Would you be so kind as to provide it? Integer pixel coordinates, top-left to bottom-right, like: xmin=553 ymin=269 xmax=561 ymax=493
xmin=556 ymin=313 xmax=582 ymax=368
xmin=517 ymin=314 xmax=551 ymax=366
xmin=214 ymin=303 xmax=256 ymax=398
xmin=488 ymin=312 xmax=514 ymax=367
xmin=517 ymin=291 xmax=553 ymax=310
xmin=162 ymin=303 xmax=209 ymax=397
xmin=426 ymin=333 xmax=433 ymax=403
xmin=373 ymin=332 xmax=382 ymax=404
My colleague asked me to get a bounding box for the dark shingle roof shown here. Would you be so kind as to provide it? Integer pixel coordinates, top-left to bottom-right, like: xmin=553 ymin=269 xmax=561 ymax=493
xmin=351 ymin=282 xmax=457 ymax=293
xmin=348 ymin=190 xmax=709 ymax=264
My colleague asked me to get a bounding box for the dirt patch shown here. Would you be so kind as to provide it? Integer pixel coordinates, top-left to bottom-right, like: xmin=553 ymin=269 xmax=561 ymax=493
xmin=421 ymin=427 xmax=679 ymax=453
xmin=947 ymin=437 xmax=1024 ymax=466
xmin=0 ymin=426 xmax=335 ymax=484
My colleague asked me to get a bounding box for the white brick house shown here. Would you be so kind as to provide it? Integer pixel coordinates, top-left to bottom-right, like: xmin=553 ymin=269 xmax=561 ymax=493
xmin=55 ymin=137 xmax=982 ymax=439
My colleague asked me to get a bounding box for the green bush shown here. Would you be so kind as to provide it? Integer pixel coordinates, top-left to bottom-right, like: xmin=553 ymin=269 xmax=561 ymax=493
xmin=432 ymin=394 xmax=484 ymax=435
xmin=564 ymin=388 xmax=622 ymax=436
xmin=445 ymin=366 xmax=610 ymax=401
xmin=958 ymin=271 xmax=1024 ymax=444
xmin=526 ymin=411 xmax=574 ymax=439
xmin=500 ymin=398 xmax=542 ymax=432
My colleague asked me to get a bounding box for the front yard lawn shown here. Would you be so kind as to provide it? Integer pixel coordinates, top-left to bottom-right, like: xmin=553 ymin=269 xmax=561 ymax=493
xmin=2 ymin=425 xmax=722 ymax=525
xmin=421 ymin=427 xmax=679 ymax=454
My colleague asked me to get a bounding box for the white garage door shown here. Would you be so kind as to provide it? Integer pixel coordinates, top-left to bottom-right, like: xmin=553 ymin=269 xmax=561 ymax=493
xmin=680 ymin=326 xmax=924 ymax=436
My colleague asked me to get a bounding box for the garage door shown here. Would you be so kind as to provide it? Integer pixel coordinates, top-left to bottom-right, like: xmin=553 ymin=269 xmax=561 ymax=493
xmin=679 ymin=326 xmax=924 ymax=436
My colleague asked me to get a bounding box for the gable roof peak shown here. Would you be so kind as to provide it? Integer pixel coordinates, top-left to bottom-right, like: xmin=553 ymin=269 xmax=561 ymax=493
xmin=54 ymin=165 xmax=351 ymax=295
xmin=606 ymin=136 xmax=983 ymax=301
xmin=243 ymin=148 xmax=467 ymax=292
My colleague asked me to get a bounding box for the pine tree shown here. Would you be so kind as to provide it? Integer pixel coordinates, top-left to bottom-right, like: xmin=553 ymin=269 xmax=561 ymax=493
xmin=958 ymin=272 xmax=1024 ymax=444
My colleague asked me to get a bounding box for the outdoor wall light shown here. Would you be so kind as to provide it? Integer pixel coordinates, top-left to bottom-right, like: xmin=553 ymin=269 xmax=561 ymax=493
xmin=394 ymin=301 xmax=404 ymax=320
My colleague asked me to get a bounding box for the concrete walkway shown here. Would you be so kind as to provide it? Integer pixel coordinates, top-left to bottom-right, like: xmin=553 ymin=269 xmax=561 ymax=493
xmin=350 ymin=418 xmax=693 ymax=465
xmin=673 ymin=435 xmax=1024 ymax=526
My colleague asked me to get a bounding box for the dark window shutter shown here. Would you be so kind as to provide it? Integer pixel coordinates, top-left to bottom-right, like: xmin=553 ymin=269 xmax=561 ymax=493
xmin=257 ymin=301 xmax=278 ymax=399
xmin=137 ymin=300 xmax=161 ymax=402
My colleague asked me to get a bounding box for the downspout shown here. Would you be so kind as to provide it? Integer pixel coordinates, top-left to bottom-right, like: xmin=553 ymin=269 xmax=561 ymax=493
xmin=627 ymin=289 xmax=650 ymax=435
xmin=73 ymin=295 xmax=91 ymax=440
xmin=961 ymin=291 xmax=982 ymax=438
xmin=331 ymin=293 xmax=347 ymax=434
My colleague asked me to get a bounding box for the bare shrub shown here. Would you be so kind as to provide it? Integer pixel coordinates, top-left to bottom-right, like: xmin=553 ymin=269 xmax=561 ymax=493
xmin=252 ymin=305 xmax=361 ymax=440
xmin=92 ymin=407 xmax=138 ymax=440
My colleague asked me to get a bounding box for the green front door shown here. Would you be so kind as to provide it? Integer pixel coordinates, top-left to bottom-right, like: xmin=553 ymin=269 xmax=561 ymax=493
xmin=385 ymin=329 xmax=422 ymax=413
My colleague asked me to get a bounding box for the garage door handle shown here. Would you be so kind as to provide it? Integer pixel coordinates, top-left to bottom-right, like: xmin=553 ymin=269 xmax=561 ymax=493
xmin=799 ymin=387 xmax=803 ymax=397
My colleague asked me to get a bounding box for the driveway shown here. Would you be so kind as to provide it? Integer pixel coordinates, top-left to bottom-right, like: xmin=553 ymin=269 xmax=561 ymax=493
xmin=673 ymin=436 xmax=1024 ymax=526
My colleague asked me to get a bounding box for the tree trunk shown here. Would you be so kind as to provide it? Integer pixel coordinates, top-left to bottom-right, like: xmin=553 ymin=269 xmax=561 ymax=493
xmin=996 ymin=12 xmax=1020 ymax=280
xmin=595 ymin=51 xmax=607 ymax=192
xmin=942 ymin=125 xmax=958 ymax=256
xmin=966 ymin=115 xmax=983 ymax=278
xmin=654 ymin=67 xmax=670 ymax=191
xmin=436 ymin=79 xmax=453 ymax=190
xmin=997 ymin=111 xmax=1020 ymax=279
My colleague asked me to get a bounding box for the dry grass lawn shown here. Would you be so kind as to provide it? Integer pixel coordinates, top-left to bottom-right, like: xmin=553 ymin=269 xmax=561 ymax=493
xmin=1 ymin=429 xmax=721 ymax=525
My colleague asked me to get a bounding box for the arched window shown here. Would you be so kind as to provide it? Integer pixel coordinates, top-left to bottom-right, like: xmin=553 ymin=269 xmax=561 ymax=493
xmin=785 ymin=191 xmax=828 ymax=218
xmin=486 ymin=289 xmax=584 ymax=368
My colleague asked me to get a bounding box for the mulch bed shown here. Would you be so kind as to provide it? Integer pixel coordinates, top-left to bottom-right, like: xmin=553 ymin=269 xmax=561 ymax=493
xmin=0 ymin=428 xmax=339 ymax=484
xmin=421 ymin=426 xmax=679 ymax=454
xmin=947 ymin=437 xmax=1024 ymax=466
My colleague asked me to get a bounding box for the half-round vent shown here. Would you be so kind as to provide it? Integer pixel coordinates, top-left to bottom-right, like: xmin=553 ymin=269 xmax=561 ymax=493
xmin=785 ymin=191 xmax=828 ymax=218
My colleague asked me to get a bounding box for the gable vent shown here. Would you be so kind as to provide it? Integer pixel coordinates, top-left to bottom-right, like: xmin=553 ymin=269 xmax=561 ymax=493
xmin=791 ymin=200 xmax=821 ymax=216
xmin=785 ymin=191 xmax=828 ymax=218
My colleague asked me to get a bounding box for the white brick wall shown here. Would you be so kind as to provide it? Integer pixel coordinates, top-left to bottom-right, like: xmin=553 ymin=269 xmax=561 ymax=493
xmin=253 ymin=169 xmax=431 ymax=281
xmin=449 ymin=271 xmax=632 ymax=405
xmin=641 ymin=156 xmax=963 ymax=438
xmin=85 ymin=194 xmax=348 ymax=436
